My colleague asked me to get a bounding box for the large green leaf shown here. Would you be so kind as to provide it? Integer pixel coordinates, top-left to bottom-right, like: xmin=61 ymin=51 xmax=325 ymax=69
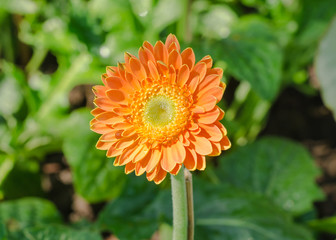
xmin=194 ymin=184 xmax=314 ymax=240
xmin=22 ymin=225 xmax=102 ymax=240
xmin=62 ymin=108 xmax=127 ymax=203
xmin=315 ymin=17 xmax=336 ymax=121
xmin=97 ymin=176 xmax=163 ymax=240
xmin=216 ymin=17 xmax=283 ymax=100
xmin=0 ymin=198 xmax=62 ymax=234
xmin=216 ymin=137 xmax=324 ymax=215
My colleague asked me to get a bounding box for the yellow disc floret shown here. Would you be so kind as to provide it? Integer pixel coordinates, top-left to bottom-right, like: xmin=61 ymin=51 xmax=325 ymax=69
xmin=130 ymin=78 xmax=193 ymax=144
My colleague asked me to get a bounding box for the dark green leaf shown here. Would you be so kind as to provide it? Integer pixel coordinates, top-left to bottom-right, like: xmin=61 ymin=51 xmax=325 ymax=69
xmin=216 ymin=137 xmax=324 ymax=214
xmin=0 ymin=198 xmax=62 ymax=233
xmin=0 ymin=222 xmax=7 ymax=240
xmin=315 ymin=17 xmax=336 ymax=121
xmin=62 ymin=108 xmax=127 ymax=203
xmin=195 ymin=188 xmax=314 ymax=240
xmin=22 ymin=225 xmax=102 ymax=240
xmin=97 ymin=176 xmax=163 ymax=240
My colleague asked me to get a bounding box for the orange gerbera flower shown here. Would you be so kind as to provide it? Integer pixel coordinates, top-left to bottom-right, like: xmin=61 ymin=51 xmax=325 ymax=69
xmin=90 ymin=34 xmax=231 ymax=184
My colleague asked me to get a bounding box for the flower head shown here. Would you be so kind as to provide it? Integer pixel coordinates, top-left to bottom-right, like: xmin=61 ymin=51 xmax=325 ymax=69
xmin=90 ymin=34 xmax=231 ymax=184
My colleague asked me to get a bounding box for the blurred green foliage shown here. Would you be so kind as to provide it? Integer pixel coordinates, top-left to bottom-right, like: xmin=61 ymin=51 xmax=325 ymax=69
xmin=0 ymin=0 xmax=336 ymax=239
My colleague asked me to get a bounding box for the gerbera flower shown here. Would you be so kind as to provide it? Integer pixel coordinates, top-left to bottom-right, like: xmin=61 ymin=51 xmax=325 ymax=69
xmin=90 ymin=34 xmax=231 ymax=184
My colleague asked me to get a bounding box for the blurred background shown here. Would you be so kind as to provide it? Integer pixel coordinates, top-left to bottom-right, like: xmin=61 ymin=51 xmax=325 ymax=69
xmin=1 ymin=0 xmax=336 ymax=239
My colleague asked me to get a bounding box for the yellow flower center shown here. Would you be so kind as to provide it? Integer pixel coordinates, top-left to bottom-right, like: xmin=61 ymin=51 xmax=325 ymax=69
xmin=130 ymin=79 xmax=193 ymax=144
xmin=144 ymin=95 xmax=176 ymax=127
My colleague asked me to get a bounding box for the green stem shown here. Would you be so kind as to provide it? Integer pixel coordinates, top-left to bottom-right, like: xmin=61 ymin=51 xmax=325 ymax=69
xmin=184 ymin=169 xmax=194 ymax=240
xmin=171 ymin=168 xmax=188 ymax=240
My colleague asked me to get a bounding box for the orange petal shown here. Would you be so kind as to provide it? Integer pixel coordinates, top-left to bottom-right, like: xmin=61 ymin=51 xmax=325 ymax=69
xmin=139 ymin=46 xmax=156 ymax=74
xmin=209 ymin=142 xmax=221 ymax=156
xmin=94 ymin=97 xmax=115 ymax=111
xmin=192 ymin=62 xmax=207 ymax=82
xmin=154 ymin=41 xmax=168 ymax=64
xmin=199 ymin=55 xmax=213 ymax=69
xmin=165 ymin=34 xmax=180 ymax=53
xmin=197 ymin=74 xmax=221 ymax=93
xmin=91 ymin=108 xmax=105 ymax=117
xmin=90 ymin=122 xmax=113 ymax=134
xmin=181 ymin=48 xmax=195 ymax=70
xmin=170 ymin=164 xmax=182 ymax=175
xmin=106 ymin=66 xmax=117 ymax=76
xmin=184 ymin=148 xmax=197 ymax=171
xmin=107 ymin=144 xmax=123 ymax=158
xmin=196 ymin=107 xmax=220 ymax=124
xmin=135 ymin=153 xmax=151 ymax=176
xmin=100 ymin=131 xmax=119 ymax=142
xmin=125 ymin=161 xmax=136 ymax=174
xmin=190 ymin=135 xmax=213 ymax=155
xmin=153 ymin=167 xmax=167 ymax=184
xmin=156 ymin=61 xmax=168 ymax=75
xmin=143 ymin=41 xmax=154 ymax=53
xmin=161 ymin=146 xmax=177 ymax=172
xmin=168 ymin=50 xmax=182 ymax=70
xmin=117 ymin=141 xmax=141 ymax=166
xmin=106 ymin=89 xmax=128 ymax=105
xmin=112 ymin=107 xmax=132 ymax=115
xmin=96 ymin=112 xmax=124 ymax=125
xmin=125 ymin=72 xmax=141 ymax=90
xmin=115 ymin=135 xmax=138 ymax=150
xmin=186 ymin=74 xmax=199 ymax=93
xmin=93 ymin=85 xmax=107 ymax=98
xmin=195 ymin=95 xmax=217 ymax=111
xmin=167 ymin=140 xmax=186 ymax=164
xmin=207 ymin=67 xmax=223 ymax=79
xmin=129 ymin=57 xmax=147 ymax=81
xmin=220 ymin=135 xmax=231 ymax=150
xmin=96 ymin=140 xmax=113 ymax=150
xmin=198 ymin=123 xmax=223 ymax=142
xmin=177 ymin=64 xmax=190 ymax=87
xmin=196 ymin=155 xmax=206 ymax=170
xmin=148 ymin=60 xmax=160 ymax=80
xmin=146 ymin=164 xmax=160 ymax=181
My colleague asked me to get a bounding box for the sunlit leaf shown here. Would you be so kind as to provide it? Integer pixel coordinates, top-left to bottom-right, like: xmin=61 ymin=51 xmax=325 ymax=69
xmin=216 ymin=137 xmax=324 ymax=215
xmin=217 ymin=17 xmax=283 ymax=100
xmin=315 ymin=17 xmax=336 ymax=121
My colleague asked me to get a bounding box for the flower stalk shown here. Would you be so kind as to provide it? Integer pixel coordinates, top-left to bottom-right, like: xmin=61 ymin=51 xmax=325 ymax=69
xmin=171 ymin=168 xmax=188 ymax=240
xmin=184 ymin=169 xmax=194 ymax=240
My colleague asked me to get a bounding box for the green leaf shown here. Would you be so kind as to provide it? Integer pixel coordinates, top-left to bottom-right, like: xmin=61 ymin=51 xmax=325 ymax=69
xmin=97 ymin=176 xmax=163 ymax=240
xmin=0 ymin=155 xmax=14 ymax=186
xmin=195 ymin=187 xmax=314 ymax=240
xmin=0 ymin=73 xmax=23 ymax=116
xmin=0 ymin=198 xmax=62 ymax=234
xmin=199 ymin=5 xmax=238 ymax=39
xmin=216 ymin=137 xmax=324 ymax=215
xmin=0 ymin=222 xmax=7 ymax=240
xmin=315 ymin=17 xmax=336 ymax=121
xmin=309 ymin=216 xmax=336 ymax=234
xmin=0 ymin=0 xmax=37 ymax=14
xmin=217 ymin=17 xmax=283 ymax=100
xmin=22 ymin=225 xmax=102 ymax=240
xmin=62 ymin=108 xmax=126 ymax=203
xmin=151 ymin=0 xmax=182 ymax=32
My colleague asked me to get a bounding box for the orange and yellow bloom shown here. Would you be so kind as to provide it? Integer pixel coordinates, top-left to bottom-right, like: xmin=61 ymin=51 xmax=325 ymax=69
xmin=90 ymin=34 xmax=231 ymax=184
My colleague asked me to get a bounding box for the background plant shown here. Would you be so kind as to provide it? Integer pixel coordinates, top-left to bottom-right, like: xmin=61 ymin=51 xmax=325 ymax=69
xmin=0 ymin=0 xmax=336 ymax=239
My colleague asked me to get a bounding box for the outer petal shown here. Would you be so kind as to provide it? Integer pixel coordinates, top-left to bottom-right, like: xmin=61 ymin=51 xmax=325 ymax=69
xmin=165 ymin=34 xmax=180 ymax=53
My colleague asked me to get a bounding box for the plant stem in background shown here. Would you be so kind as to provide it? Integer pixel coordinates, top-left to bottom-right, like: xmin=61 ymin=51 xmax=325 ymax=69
xmin=177 ymin=0 xmax=192 ymax=43
xmin=184 ymin=169 xmax=194 ymax=240
xmin=171 ymin=168 xmax=188 ymax=240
